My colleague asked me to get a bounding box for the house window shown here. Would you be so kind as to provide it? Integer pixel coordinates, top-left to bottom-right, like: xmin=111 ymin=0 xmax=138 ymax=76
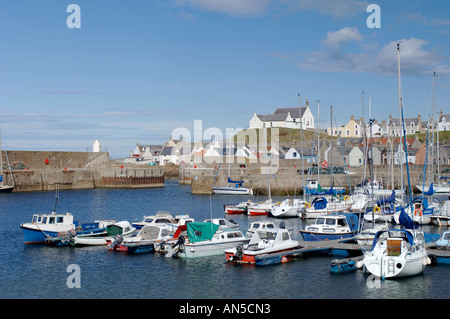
xmin=293 ymin=152 xmax=297 ymax=158
xmin=346 ymin=130 xmax=350 ymax=136
xmin=355 ymin=130 xmax=358 ymax=135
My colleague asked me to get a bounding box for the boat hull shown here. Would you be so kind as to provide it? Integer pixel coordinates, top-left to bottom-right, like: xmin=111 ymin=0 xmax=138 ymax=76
xmin=21 ymin=225 xmax=74 ymax=244
xmin=225 ymin=244 xmax=301 ymax=264
xmin=247 ymin=209 xmax=270 ymax=216
xmin=181 ymin=239 xmax=250 ymax=258
xmin=0 ymin=186 xmax=14 ymax=193
xmin=300 ymin=231 xmax=356 ymax=242
xmin=213 ymin=187 xmax=252 ymax=195
xmin=431 ymin=216 xmax=450 ymax=227
xmin=22 ymin=227 xmax=61 ymax=244
xmin=364 ymin=252 xmax=427 ymax=278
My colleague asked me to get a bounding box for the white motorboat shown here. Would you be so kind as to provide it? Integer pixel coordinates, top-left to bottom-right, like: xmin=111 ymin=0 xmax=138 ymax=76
xmin=247 ymin=199 xmax=274 ymax=216
xmin=71 ymin=221 xmax=136 ymax=246
xmin=108 ymin=225 xmax=174 ymax=254
xmin=356 ymin=224 xmax=388 ymax=246
xmin=224 ymin=228 xmax=301 ymax=264
xmin=224 ymin=200 xmax=253 ymax=214
xmin=203 ymin=217 xmax=239 ymax=231
xmin=300 ymin=197 xmax=351 ymax=219
xmin=166 ymin=214 xmax=194 ymax=233
xmin=430 ymin=200 xmax=450 ymax=227
xmin=354 ymin=179 xmax=404 ymax=197
xmin=246 ymin=220 xmax=293 ymax=237
xmin=363 ymin=228 xmax=429 ymax=279
xmin=213 ymin=185 xmax=253 ymax=195
xmin=270 ymin=198 xmax=308 ymax=218
xmin=346 ymin=193 xmax=371 ymax=212
xmin=132 ymin=211 xmax=174 ymax=230
xmin=165 ymin=222 xmax=249 ymax=258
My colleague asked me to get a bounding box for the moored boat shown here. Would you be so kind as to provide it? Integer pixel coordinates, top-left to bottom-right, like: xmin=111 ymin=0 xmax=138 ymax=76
xmin=270 ymin=198 xmax=307 ymax=218
xmin=299 ymin=213 xmax=359 ymax=241
xmin=363 ymin=228 xmax=430 ymax=279
xmin=203 ymin=217 xmax=239 ymax=231
xmin=71 ymin=221 xmax=136 ymax=246
xmin=300 ymin=196 xmax=351 ymax=219
xmin=224 ymin=228 xmax=301 ymax=264
xmin=245 ymin=220 xmax=293 ymax=237
xmin=21 ymin=212 xmax=113 ymax=244
xmin=224 ymin=201 xmax=253 ymax=214
xmin=247 ymin=200 xmax=273 ymax=216
xmin=165 ymin=222 xmax=249 ymax=258
xmin=132 ymin=211 xmax=174 ymax=230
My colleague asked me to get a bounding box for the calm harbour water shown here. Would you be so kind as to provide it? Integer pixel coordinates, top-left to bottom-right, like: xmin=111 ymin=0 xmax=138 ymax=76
xmin=0 ymin=180 xmax=449 ymax=300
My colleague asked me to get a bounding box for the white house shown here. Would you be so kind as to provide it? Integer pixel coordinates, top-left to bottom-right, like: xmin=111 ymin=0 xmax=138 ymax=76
xmin=249 ymin=99 xmax=315 ymax=130
xmin=438 ymin=111 xmax=450 ymax=132
xmin=348 ymin=147 xmax=364 ymax=167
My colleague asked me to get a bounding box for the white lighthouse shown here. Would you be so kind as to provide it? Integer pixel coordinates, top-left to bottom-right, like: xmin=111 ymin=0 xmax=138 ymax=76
xmin=93 ymin=139 xmax=101 ymax=152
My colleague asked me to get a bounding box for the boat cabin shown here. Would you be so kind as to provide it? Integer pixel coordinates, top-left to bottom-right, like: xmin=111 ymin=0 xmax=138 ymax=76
xmin=31 ymin=212 xmax=75 ymax=227
xmin=305 ymin=214 xmax=356 ymax=234
xmin=247 ymin=229 xmax=292 ymax=250
xmin=246 ymin=221 xmax=277 ymax=236
xmin=204 ymin=218 xmax=239 ymax=230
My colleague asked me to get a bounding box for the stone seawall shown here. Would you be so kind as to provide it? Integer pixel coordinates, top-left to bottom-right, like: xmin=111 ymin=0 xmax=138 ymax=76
xmin=2 ymin=168 xmax=165 ymax=192
xmin=1 ymin=150 xmax=165 ymax=192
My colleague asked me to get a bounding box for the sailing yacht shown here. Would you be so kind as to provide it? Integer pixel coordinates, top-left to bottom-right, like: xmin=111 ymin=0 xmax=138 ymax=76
xmin=362 ymin=43 xmax=430 ymax=279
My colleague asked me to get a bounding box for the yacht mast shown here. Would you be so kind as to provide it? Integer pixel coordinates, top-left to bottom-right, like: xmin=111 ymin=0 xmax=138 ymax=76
xmin=397 ymin=43 xmax=405 ymax=205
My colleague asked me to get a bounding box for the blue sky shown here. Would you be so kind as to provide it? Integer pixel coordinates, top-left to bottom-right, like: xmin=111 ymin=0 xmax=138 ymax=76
xmin=1 ymin=0 xmax=449 ymax=158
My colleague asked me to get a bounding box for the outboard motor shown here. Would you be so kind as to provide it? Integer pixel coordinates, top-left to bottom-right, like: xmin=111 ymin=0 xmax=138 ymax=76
xmin=230 ymin=245 xmax=244 ymax=262
xmin=172 ymin=235 xmax=185 ymax=249
xmin=229 ymin=219 xmax=237 ymax=225
xmin=166 ymin=235 xmax=185 ymax=258
xmin=109 ymin=234 xmax=123 ymax=249
xmin=61 ymin=229 xmax=77 ymax=244
xmin=279 ymin=221 xmax=286 ymax=229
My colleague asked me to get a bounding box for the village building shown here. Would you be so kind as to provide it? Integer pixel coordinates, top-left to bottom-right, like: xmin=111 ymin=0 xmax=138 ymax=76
xmin=249 ymin=99 xmax=315 ymax=130
xmin=326 ymin=116 xmax=362 ymax=138
xmin=383 ymin=113 xmax=427 ymax=136
xmin=438 ymin=111 xmax=450 ymax=132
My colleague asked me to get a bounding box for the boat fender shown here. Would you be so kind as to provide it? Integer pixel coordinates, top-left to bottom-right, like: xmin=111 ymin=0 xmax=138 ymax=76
xmin=356 ymin=260 xmax=364 ymax=269
xmin=428 ymin=255 xmax=437 ymax=266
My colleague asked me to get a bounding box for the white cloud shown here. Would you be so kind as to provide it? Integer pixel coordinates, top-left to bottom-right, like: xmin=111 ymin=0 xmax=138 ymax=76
xmin=291 ymin=31 xmax=450 ymax=76
xmin=322 ymin=27 xmax=363 ymax=48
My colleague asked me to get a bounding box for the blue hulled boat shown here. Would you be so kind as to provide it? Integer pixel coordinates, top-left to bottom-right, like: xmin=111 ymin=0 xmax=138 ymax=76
xmin=299 ymin=213 xmax=359 ymax=241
